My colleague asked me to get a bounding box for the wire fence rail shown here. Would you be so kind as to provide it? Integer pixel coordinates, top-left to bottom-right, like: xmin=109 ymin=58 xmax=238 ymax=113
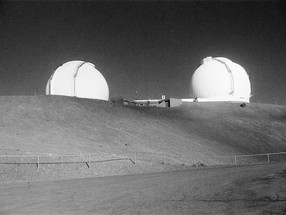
xmin=0 ymin=153 xmax=135 ymax=171
xmin=0 ymin=151 xmax=286 ymax=171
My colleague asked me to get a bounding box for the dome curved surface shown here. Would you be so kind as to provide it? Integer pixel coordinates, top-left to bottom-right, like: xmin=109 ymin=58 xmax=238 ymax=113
xmin=46 ymin=61 xmax=109 ymax=101
xmin=191 ymin=57 xmax=251 ymax=102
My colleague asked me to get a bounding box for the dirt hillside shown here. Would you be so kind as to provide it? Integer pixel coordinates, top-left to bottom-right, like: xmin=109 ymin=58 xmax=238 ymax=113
xmin=0 ymin=95 xmax=285 ymax=157
xmin=1 ymin=95 xmax=286 ymax=213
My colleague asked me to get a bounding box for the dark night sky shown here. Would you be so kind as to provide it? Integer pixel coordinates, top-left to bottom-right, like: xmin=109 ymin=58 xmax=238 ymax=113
xmin=0 ymin=1 xmax=286 ymax=105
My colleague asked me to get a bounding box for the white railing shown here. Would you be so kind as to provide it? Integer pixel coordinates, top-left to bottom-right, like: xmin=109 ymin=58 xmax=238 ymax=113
xmin=0 ymin=151 xmax=286 ymax=171
xmin=132 ymin=151 xmax=286 ymax=166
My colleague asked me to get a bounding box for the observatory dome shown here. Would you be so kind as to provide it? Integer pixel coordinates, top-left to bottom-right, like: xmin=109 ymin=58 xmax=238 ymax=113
xmin=46 ymin=61 xmax=109 ymax=101
xmin=191 ymin=57 xmax=251 ymax=103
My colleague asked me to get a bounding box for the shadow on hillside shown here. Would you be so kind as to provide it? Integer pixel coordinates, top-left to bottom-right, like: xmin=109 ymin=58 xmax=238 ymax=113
xmin=272 ymin=114 xmax=286 ymax=121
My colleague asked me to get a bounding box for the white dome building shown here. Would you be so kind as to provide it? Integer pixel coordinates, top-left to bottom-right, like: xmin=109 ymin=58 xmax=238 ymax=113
xmin=190 ymin=57 xmax=251 ymax=103
xmin=46 ymin=61 xmax=109 ymax=101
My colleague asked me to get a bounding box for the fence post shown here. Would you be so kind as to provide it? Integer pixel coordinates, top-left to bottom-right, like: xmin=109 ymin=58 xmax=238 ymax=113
xmin=267 ymin=154 xmax=270 ymax=163
xmin=88 ymin=154 xmax=90 ymax=166
xmin=134 ymin=152 xmax=137 ymax=164
xmin=37 ymin=155 xmax=40 ymax=171
xmin=163 ymin=156 xmax=165 ymax=165
xmin=234 ymin=156 xmax=237 ymax=165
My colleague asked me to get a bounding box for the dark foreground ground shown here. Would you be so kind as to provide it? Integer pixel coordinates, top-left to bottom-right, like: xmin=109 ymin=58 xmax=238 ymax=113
xmin=0 ymin=163 xmax=285 ymax=215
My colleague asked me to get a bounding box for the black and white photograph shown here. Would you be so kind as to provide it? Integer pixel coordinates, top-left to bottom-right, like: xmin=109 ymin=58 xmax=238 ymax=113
xmin=0 ymin=0 xmax=286 ymax=214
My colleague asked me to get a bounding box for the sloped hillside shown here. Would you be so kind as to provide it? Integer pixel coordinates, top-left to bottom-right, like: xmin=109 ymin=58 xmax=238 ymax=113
xmin=0 ymin=95 xmax=285 ymax=161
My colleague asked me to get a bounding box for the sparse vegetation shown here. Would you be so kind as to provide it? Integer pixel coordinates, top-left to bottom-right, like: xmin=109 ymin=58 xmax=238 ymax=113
xmin=192 ymin=162 xmax=207 ymax=167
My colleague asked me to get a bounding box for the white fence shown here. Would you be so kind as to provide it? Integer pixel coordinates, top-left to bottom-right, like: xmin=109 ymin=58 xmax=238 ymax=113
xmin=133 ymin=151 xmax=286 ymax=166
xmin=0 ymin=151 xmax=286 ymax=171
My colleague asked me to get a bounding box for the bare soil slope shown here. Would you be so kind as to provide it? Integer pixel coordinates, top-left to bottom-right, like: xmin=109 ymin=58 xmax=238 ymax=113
xmin=0 ymin=163 xmax=285 ymax=214
xmin=0 ymin=95 xmax=285 ymax=159
xmin=0 ymin=96 xmax=286 ymax=214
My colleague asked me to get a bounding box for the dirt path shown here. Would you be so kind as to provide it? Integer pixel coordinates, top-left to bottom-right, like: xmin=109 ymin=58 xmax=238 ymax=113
xmin=0 ymin=163 xmax=285 ymax=214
